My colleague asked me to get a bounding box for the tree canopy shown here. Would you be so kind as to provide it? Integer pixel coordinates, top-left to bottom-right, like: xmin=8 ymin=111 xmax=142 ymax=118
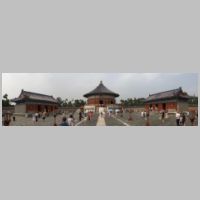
xmin=188 ymin=96 xmax=198 ymax=106
xmin=2 ymin=94 xmax=11 ymax=107
xmin=56 ymin=97 xmax=86 ymax=107
xmin=120 ymin=98 xmax=145 ymax=107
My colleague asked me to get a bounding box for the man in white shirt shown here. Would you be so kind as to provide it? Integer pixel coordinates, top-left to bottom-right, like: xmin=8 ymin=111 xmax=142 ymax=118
xmin=68 ymin=114 xmax=75 ymax=126
xmin=176 ymin=112 xmax=181 ymax=126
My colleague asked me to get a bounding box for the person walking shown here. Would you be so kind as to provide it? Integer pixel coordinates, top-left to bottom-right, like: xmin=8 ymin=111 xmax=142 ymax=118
xmin=53 ymin=113 xmax=57 ymax=126
xmin=189 ymin=111 xmax=195 ymax=126
xmin=68 ymin=114 xmax=75 ymax=126
xmin=87 ymin=111 xmax=90 ymax=121
xmin=88 ymin=111 xmax=92 ymax=121
xmin=42 ymin=111 xmax=46 ymax=121
xmin=145 ymin=111 xmax=150 ymax=126
xmin=35 ymin=112 xmax=39 ymax=122
xmin=79 ymin=111 xmax=83 ymax=121
xmin=32 ymin=113 xmax=36 ymax=125
xmin=176 ymin=111 xmax=181 ymax=126
xmin=59 ymin=117 xmax=69 ymax=126
xmin=108 ymin=109 xmax=112 ymax=117
xmin=120 ymin=109 xmax=123 ymax=118
xmin=165 ymin=111 xmax=168 ymax=119
xmin=181 ymin=113 xmax=186 ymax=126
xmin=161 ymin=110 xmax=165 ymax=124
xmin=128 ymin=110 xmax=133 ymax=121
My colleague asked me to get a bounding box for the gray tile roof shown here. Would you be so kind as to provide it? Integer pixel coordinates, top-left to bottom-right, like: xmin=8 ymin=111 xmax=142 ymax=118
xmin=145 ymin=87 xmax=190 ymax=102
xmin=84 ymin=81 xmax=119 ymax=98
xmin=12 ymin=90 xmax=58 ymax=104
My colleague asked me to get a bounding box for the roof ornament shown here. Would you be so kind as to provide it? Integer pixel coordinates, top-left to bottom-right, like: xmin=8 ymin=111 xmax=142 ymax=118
xmin=100 ymin=80 xmax=103 ymax=84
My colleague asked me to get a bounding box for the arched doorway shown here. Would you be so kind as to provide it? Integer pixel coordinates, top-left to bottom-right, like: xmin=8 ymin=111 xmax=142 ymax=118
xmin=99 ymin=100 xmax=104 ymax=105
xmin=162 ymin=103 xmax=166 ymax=110
xmin=38 ymin=105 xmax=42 ymax=112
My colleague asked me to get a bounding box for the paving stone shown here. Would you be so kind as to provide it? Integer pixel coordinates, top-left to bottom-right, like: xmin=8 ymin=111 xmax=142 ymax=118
xmin=116 ymin=112 xmax=198 ymax=126
xmin=4 ymin=111 xmax=198 ymax=126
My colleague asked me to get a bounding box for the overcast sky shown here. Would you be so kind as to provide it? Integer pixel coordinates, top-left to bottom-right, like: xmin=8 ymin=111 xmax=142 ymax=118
xmin=2 ymin=73 xmax=198 ymax=101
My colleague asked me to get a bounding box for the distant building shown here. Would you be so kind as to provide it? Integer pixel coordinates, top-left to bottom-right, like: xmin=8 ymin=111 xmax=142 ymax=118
xmin=145 ymin=87 xmax=190 ymax=112
xmin=11 ymin=90 xmax=58 ymax=114
xmin=83 ymin=81 xmax=119 ymax=109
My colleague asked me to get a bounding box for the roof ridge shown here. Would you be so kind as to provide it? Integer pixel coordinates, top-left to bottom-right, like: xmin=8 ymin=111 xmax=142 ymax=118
xmin=149 ymin=87 xmax=181 ymax=96
xmin=83 ymin=81 xmax=119 ymax=97
xmin=22 ymin=90 xmax=54 ymax=97
xmin=96 ymin=82 xmax=114 ymax=92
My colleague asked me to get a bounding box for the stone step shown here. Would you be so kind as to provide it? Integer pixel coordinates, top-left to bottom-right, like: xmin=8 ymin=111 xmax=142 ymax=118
xmin=96 ymin=115 xmax=106 ymax=126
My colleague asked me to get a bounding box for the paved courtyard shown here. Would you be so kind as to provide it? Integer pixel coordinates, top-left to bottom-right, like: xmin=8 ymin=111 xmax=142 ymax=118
xmin=114 ymin=112 xmax=198 ymax=126
xmin=3 ymin=111 xmax=198 ymax=126
xmin=77 ymin=114 xmax=99 ymax=126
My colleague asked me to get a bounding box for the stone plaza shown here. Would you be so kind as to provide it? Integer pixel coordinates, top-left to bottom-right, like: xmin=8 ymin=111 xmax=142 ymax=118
xmin=6 ymin=110 xmax=198 ymax=126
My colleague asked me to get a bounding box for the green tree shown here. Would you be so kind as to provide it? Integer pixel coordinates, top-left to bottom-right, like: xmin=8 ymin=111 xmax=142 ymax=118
xmin=2 ymin=93 xmax=11 ymax=107
xmin=56 ymin=97 xmax=63 ymax=106
xmin=56 ymin=98 xmax=86 ymax=108
xmin=189 ymin=96 xmax=198 ymax=105
xmin=120 ymin=97 xmax=145 ymax=107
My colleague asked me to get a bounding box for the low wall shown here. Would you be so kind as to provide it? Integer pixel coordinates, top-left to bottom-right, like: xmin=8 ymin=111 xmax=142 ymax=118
xmin=123 ymin=106 xmax=145 ymax=112
xmin=124 ymin=106 xmax=198 ymax=113
xmin=2 ymin=106 xmax=15 ymax=115
xmin=57 ymin=107 xmax=79 ymax=114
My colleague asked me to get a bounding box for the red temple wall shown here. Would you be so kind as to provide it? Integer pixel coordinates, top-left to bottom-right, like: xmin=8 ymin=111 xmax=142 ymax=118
xmin=145 ymin=102 xmax=177 ymax=111
xmin=87 ymin=97 xmax=116 ymax=106
xmin=166 ymin=102 xmax=177 ymax=110
xmin=26 ymin=104 xmax=58 ymax=113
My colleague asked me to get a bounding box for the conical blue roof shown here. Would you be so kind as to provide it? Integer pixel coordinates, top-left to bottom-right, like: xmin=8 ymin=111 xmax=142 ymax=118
xmin=84 ymin=81 xmax=119 ymax=98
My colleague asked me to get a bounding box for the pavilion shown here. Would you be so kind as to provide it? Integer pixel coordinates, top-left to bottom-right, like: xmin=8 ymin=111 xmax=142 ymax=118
xmin=83 ymin=81 xmax=119 ymax=109
xmin=145 ymin=87 xmax=190 ymax=112
xmin=11 ymin=90 xmax=58 ymax=114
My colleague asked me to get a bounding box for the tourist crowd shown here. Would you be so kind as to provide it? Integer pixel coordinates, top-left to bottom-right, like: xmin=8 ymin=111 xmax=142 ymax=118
xmin=140 ymin=109 xmax=198 ymax=126
xmin=2 ymin=109 xmax=198 ymax=126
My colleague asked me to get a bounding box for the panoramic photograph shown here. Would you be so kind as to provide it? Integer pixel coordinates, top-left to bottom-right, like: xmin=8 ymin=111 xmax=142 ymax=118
xmin=2 ymin=73 xmax=198 ymax=126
